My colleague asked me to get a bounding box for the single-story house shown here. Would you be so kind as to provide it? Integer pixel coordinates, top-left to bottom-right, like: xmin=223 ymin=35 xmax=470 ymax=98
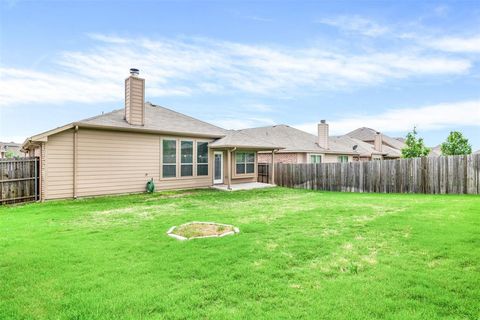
xmin=22 ymin=70 xmax=281 ymax=200
xmin=248 ymin=121 xmax=358 ymax=164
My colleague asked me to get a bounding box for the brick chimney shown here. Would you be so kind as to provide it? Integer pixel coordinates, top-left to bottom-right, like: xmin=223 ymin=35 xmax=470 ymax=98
xmin=125 ymin=68 xmax=145 ymax=126
xmin=318 ymin=120 xmax=329 ymax=149
xmin=374 ymin=132 xmax=383 ymax=152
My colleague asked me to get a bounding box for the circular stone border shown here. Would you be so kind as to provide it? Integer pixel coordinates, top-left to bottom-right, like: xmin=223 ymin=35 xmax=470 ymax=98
xmin=166 ymin=221 xmax=240 ymax=241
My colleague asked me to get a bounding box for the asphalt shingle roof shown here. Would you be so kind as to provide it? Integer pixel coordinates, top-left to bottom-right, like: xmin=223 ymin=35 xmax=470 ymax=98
xmin=236 ymin=125 xmax=357 ymax=154
xmin=79 ymin=103 xmax=227 ymax=137
xmin=346 ymin=127 xmax=405 ymax=150
xmin=209 ymin=130 xmax=281 ymax=149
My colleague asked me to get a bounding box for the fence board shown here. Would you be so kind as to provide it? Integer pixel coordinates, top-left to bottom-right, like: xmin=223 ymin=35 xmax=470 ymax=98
xmin=0 ymin=157 xmax=39 ymax=204
xmin=271 ymin=154 xmax=480 ymax=195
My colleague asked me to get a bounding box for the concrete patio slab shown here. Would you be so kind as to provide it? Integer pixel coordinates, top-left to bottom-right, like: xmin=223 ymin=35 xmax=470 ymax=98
xmin=212 ymin=182 xmax=275 ymax=191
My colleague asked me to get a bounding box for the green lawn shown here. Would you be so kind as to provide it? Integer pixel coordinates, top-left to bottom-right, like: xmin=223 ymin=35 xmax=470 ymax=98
xmin=1 ymin=188 xmax=479 ymax=319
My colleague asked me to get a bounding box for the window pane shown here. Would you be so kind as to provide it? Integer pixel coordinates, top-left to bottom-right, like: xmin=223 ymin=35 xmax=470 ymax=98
xmin=163 ymin=165 xmax=176 ymax=178
xmin=197 ymin=142 xmax=208 ymax=164
xmin=197 ymin=164 xmax=208 ymax=176
xmin=236 ymin=152 xmax=245 ymax=163
xmin=246 ymin=152 xmax=255 ymax=163
xmin=236 ymin=164 xmax=245 ymax=174
xmin=163 ymin=140 xmax=176 ymax=164
xmin=181 ymin=164 xmax=193 ymax=177
xmin=181 ymin=141 xmax=193 ymax=164
xmin=246 ymin=163 xmax=255 ymax=173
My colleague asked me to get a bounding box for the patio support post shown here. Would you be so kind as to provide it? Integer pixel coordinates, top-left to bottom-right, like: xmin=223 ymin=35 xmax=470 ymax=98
xmin=270 ymin=150 xmax=275 ymax=185
xmin=227 ymin=149 xmax=232 ymax=190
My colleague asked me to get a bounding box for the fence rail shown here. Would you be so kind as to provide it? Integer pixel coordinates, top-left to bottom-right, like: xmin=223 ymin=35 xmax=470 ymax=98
xmin=0 ymin=157 xmax=40 ymax=204
xmin=273 ymin=154 xmax=480 ymax=195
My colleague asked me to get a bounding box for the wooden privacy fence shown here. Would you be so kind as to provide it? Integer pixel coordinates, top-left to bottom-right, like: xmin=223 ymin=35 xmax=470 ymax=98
xmin=0 ymin=157 xmax=40 ymax=204
xmin=273 ymin=154 xmax=480 ymax=195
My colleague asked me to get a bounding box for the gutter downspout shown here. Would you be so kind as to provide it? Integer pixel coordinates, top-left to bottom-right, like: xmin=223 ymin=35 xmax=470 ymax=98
xmin=73 ymin=126 xmax=78 ymax=199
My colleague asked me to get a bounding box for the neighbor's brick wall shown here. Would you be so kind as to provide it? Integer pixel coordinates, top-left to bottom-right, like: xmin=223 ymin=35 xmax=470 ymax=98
xmin=258 ymin=153 xmax=300 ymax=164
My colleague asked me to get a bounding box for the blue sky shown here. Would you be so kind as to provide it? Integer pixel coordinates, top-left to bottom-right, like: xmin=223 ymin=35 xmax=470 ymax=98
xmin=1 ymin=0 xmax=479 ymax=150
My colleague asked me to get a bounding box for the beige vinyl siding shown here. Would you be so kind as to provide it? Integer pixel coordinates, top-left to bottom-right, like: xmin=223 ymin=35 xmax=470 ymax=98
xmin=297 ymin=153 xmax=307 ymax=163
xmin=45 ymin=129 xmax=74 ymax=199
xmin=76 ymin=129 xmax=159 ymax=197
xmin=323 ymin=154 xmax=353 ymax=163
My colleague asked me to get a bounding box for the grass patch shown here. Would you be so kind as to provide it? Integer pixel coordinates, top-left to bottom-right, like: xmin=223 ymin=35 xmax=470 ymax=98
xmin=1 ymin=188 xmax=479 ymax=319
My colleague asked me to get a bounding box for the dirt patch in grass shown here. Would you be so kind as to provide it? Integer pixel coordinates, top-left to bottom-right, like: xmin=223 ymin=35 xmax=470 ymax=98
xmin=173 ymin=223 xmax=234 ymax=238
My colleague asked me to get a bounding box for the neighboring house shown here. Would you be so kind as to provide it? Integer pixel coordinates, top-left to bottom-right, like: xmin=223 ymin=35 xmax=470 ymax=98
xmin=22 ymin=70 xmax=280 ymax=201
xmin=429 ymin=145 xmax=442 ymax=157
xmin=475 ymin=150 xmax=480 ymax=154
xmin=344 ymin=127 xmax=405 ymax=160
xmin=249 ymin=121 xmax=358 ymax=164
xmin=329 ymin=135 xmax=387 ymax=161
xmin=0 ymin=142 xmax=22 ymax=158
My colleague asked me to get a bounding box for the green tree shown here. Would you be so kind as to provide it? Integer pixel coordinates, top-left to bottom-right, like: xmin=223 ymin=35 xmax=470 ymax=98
xmin=4 ymin=150 xmax=18 ymax=158
xmin=440 ymin=131 xmax=472 ymax=156
xmin=401 ymin=127 xmax=430 ymax=158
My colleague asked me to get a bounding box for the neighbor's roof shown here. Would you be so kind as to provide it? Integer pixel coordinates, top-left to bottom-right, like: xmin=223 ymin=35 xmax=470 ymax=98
xmin=329 ymin=136 xmax=383 ymax=157
xmin=428 ymin=145 xmax=442 ymax=157
xmin=346 ymin=127 xmax=405 ymax=150
xmin=235 ymin=125 xmax=357 ymax=154
xmin=330 ymin=135 xmax=403 ymax=158
xmin=474 ymin=150 xmax=480 ymax=154
xmin=209 ymin=130 xmax=282 ymax=150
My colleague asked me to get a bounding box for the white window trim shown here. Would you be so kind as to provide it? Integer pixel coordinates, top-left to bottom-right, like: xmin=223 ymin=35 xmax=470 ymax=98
xmin=309 ymin=154 xmax=322 ymax=164
xmin=161 ymin=137 xmax=212 ymax=180
xmin=338 ymin=155 xmax=349 ymax=163
xmin=233 ymin=151 xmax=256 ymax=177
xmin=180 ymin=140 xmax=194 ymax=177
xmin=196 ymin=141 xmax=209 ymax=176
xmin=161 ymin=138 xmax=177 ymax=179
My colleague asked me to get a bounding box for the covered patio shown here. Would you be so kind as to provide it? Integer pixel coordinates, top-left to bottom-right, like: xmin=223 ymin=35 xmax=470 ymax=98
xmin=209 ymin=130 xmax=282 ymax=190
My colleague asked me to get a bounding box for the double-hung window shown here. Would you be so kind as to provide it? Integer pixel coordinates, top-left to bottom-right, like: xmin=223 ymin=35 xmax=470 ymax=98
xmin=162 ymin=139 xmax=177 ymax=178
xmin=197 ymin=142 xmax=209 ymax=176
xmin=338 ymin=155 xmax=348 ymax=163
xmin=236 ymin=152 xmax=255 ymax=175
xmin=310 ymin=154 xmax=322 ymax=164
xmin=180 ymin=141 xmax=193 ymax=177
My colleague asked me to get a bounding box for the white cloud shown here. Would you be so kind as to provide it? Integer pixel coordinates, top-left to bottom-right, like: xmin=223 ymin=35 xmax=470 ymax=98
xmin=0 ymin=34 xmax=473 ymax=106
xmin=294 ymin=100 xmax=480 ymax=135
xmin=318 ymin=15 xmax=389 ymax=37
xmin=428 ymin=36 xmax=480 ymax=53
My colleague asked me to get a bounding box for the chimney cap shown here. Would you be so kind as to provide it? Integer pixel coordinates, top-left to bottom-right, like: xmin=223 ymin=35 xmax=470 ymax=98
xmin=375 ymin=131 xmax=381 ymax=135
xmin=129 ymin=68 xmax=140 ymax=76
xmin=320 ymin=120 xmax=326 ymax=124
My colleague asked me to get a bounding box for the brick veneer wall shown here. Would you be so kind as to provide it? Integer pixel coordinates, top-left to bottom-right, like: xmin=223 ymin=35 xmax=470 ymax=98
xmin=258 ymin=153 xmax=300 ymax=164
